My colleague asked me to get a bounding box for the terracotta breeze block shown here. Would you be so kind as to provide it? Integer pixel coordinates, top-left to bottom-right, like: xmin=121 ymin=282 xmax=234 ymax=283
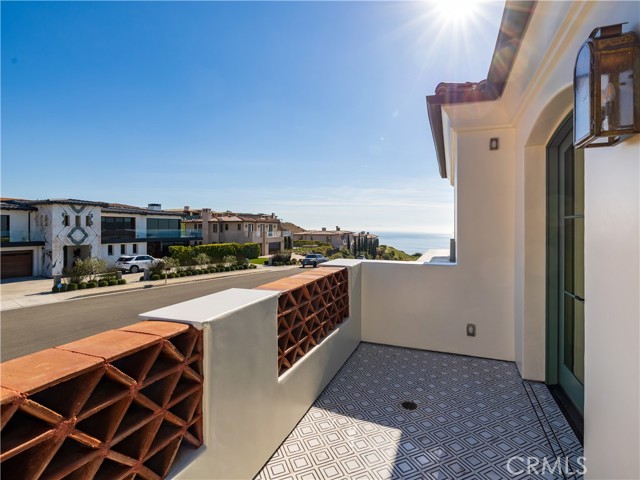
xmin=255 ymin=267 xmax=349 ymax=375
xmin=0 ymin=322 xmax=203 ymax=480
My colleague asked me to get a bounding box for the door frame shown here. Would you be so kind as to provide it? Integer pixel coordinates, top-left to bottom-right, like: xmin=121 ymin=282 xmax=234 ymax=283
xmin=546 ymin=112 xmax=585 ymax=440
xmin=546 ymin=114 xmax=574 ymax=385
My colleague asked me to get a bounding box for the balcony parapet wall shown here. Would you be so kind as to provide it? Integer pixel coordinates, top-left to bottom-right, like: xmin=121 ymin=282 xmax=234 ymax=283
xmin=140 ymin=261 xmax=361 ymax=479
xmin=255 ymin=267 xmax=349 ymax=374
xmin=0 ymin=321 xmax=203 ymax=480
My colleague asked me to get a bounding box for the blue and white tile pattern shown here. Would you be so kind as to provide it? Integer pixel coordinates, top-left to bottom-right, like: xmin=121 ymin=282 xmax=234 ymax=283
xmin=256 ymin=343 xmax=583 ymax=480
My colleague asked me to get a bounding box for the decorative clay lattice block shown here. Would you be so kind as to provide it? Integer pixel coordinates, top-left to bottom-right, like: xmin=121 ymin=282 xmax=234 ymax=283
xmin=256 ymin=267 xmax=349 ymax=374
xmin=0 ymin=321 xmax=203 ymax=480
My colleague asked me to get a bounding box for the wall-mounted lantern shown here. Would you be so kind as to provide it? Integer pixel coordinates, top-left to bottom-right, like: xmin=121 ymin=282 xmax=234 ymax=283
xmin=574 ymin=23 xmax=640 ymax=148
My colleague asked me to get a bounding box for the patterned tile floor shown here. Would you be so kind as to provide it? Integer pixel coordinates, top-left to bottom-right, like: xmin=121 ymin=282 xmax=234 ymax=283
xmin=256 ymin=343 xmax=583 ymax=480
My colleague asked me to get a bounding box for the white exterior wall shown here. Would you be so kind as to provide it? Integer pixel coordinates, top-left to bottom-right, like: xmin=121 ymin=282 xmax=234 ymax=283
xmin=361 ymin=126 xmax=516 ymax=362
xmin=142 ymin=261 xmax=362 ymax=480
xmin=100 ymin=243 xmax=147 ymax=266
xmin=47 ymin=204 xmax=102 ymax=277
xmin=4 ymin=210 xmax=31 ymax=242
xmin=583 ymin=136 xmax=639 ymax=478
xmin=439 ymin=2 xmax=639 ymax=477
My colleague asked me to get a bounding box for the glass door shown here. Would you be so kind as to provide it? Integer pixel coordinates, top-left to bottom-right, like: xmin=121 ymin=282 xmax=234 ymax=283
xmin=547 ymin=114 xmax=585 ymax=416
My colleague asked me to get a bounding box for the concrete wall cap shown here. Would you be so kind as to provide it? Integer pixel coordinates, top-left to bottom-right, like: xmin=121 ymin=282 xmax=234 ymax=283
xmin=139 ymin=288 xmax=279 ymax=328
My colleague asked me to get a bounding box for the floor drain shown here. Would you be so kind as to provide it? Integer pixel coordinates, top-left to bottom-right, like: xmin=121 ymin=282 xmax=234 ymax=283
xmin=401 ymin=401 xmax=417 ymax=410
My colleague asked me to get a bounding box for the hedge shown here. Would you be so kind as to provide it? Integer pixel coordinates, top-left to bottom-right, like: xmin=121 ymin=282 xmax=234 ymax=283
xmin=169 ymin=243 xmax=261 ymax=265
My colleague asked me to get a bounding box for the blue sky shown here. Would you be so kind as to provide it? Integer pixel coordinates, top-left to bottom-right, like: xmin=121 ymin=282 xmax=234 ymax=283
xmin=2 ymin=1 xmax=505 ymax=234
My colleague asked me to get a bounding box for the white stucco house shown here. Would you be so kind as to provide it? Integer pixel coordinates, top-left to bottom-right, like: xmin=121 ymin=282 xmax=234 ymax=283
xmin=0 ymin=199 xmax=200 ymax=278
xmin=181 ymin=208 xmax=287 ymax=256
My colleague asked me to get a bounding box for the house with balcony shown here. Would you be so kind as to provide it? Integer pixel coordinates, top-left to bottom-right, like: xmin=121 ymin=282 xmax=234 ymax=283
xmin=181 ymin=208 xmax=287 ymax=256
xmin=0 ymin=199 xmax=201 ymax=278
xmin=293 ymin=226 xmax=355 ymax=250
xmin=0 ymin=200 xmax=45 ymax=278
xmin=100 ymin=203 xmax=200 ymax=262
xmin=0 ymin=1 xmax=638 ymax=479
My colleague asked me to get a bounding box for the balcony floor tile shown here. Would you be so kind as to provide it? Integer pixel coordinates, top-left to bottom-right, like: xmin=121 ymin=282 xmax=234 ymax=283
xmin=256 ymin=343 xmax=583 ymax=480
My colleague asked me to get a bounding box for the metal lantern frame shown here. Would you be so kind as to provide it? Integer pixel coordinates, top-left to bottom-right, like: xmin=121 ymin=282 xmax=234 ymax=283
xmin=574 ymin=23 xmax=640 ymax=149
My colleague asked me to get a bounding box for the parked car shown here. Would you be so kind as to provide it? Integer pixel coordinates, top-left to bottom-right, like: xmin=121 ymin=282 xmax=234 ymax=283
xmin=114 ymin=255 xmax=157 ymax=273
xmin=301 ymin=253 xmax=328 ymax=268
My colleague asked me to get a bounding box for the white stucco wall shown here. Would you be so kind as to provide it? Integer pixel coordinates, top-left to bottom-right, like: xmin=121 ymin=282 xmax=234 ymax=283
xmin=142 ymin=262 xmax=362 ymax=480
xmin=4 ymin=210 xmax=30 ymax=242
xmin=100 ymin=243 xmax=147 ymax=266
xmin=583 ymin=136 xmax=640 ymax=479
xmin=361 ymin=126 xmax=516 ymax=362
xmin=48 ymin=204 xmax=102 ymax=276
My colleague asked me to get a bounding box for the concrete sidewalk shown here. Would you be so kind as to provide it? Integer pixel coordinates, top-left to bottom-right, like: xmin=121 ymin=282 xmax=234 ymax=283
xmin=0 ymin=265 xmax=299 ymax=312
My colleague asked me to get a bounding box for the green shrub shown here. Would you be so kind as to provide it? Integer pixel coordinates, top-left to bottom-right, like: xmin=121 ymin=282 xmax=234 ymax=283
xmin=108 ymin=279 xmax=118 ymax=286
xmin=167 ymin=273 xmax=175 ymax=279
xmin=249 ymin=264 xmax=257 ymax=269
xmin=78 ymin=282 xmax=87 ymax=289
xmin=87 ymin=281 xmax=98 ymax=289
xmin=67 ymin=283 xmax=78 ymax=291
xmin=98 ymin=280 xmax=109 ymax=287
xmin=179 ymin=272 xmax=186 ymax=277
xmin=118 ymin=279 xmax=127 ymax=285
xmin=151 ymin=274 xmax=161 ymax=281
xmin=169 ymin=242 xmax=261 ymax=265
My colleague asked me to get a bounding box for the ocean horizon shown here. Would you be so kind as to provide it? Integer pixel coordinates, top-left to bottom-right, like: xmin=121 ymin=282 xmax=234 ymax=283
xmin=374 ymin=232 xmax=452 ymax=255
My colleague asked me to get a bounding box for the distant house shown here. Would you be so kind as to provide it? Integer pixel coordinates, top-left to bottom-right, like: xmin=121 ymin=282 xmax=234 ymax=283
xmin=0 ymin=199 xmax=200 ymax=278
xmin=293 ymin=227 xmax=357 ymax=250
xmin=180 ymin=208 xmax=288 ymax=256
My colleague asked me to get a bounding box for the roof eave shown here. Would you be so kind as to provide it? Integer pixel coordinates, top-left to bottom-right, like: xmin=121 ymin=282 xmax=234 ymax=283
xmin=426 ymin=0 xmax=536 ymax=179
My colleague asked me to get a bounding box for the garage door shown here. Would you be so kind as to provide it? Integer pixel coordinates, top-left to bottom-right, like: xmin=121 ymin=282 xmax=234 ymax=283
xmin=1 ymin=250 xmax=33 ymax=279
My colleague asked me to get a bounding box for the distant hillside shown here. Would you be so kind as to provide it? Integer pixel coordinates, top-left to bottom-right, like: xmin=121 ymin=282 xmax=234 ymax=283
xmin=281 ymin=221 xmax=305 ymax=233
xmin=377 ymin=245 xmax=420 ymax=261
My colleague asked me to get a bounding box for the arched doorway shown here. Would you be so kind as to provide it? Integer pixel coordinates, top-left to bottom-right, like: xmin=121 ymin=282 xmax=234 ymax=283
xmin=546 ymin=113 xmax=584 ymax=437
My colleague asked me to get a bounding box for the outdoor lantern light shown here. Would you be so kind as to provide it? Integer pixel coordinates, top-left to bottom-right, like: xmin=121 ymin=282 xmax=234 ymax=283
xmin=574 ymin=23 xmax=640 ymax=148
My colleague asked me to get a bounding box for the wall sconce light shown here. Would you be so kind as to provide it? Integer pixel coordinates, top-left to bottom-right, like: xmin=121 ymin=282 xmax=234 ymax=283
xmin=574 ymin=23 xmax=640 ymax=148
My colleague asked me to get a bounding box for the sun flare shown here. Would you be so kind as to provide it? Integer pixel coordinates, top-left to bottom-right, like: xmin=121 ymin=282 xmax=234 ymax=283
xmin=431 ymin=0 xmax=480 ymax=26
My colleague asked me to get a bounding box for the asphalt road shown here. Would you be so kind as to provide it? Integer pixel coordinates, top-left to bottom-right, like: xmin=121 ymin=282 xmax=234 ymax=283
xmin=1 ymin=269 xmax=298 ymax=362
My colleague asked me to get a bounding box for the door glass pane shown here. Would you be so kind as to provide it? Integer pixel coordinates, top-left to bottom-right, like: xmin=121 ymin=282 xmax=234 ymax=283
xmin=563 ymin=295 xmax=585 ymax=385
xmin=564 ymin=217 xmax=585 ymax=299
xmin=564 ymin=146 xmax=585 ymax=216
xmin=573 ymin=148 xmax=584 ymax=215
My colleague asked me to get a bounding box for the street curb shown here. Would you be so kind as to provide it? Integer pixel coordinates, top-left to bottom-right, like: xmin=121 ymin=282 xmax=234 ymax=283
xmin=65 ymin=266 xmax=302 ymax=300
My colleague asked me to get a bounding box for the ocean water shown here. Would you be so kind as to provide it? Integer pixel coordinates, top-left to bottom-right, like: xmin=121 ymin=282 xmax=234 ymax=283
xmin=375 ymin=232 xmax=452 ymax=255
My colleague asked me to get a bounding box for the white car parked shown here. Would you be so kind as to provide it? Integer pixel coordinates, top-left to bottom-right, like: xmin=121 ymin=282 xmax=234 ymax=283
xmin=114 ymin=255 xmax=157 ymax=273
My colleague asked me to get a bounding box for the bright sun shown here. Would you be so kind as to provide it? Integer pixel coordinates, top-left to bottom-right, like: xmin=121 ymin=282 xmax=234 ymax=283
xmin=431 ymin=0 xmax=480 ymax=26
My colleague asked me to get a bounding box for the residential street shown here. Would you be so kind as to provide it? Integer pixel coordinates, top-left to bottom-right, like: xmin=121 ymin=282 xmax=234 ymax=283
xmin=0 ymin=268 xmax=297 ymax=362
